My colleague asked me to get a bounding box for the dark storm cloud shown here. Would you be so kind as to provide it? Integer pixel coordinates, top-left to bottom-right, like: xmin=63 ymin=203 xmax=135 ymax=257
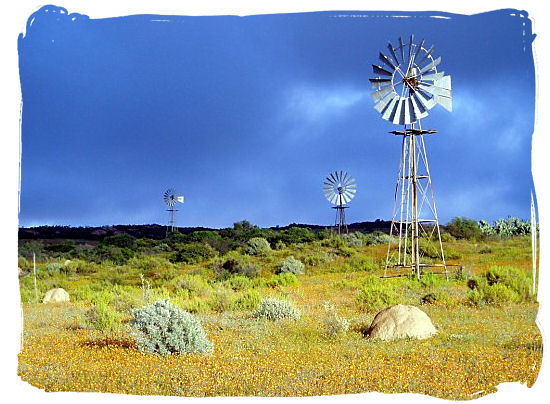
xmin=18 ymin=7 xmax=536 ymax=227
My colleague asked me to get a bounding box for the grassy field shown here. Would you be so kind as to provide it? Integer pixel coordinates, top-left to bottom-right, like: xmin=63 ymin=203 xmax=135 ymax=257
xmin=17 ymin=233 xmax=542 ymax=399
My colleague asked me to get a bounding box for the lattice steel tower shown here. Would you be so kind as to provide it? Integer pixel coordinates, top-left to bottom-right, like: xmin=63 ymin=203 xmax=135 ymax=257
xmin=369 ymin=35 xmax=453 ymax=280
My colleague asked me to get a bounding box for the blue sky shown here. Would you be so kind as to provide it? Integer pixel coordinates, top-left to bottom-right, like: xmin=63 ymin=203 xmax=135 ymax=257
xmin=17 ymin=6 xmax=536 ymax=228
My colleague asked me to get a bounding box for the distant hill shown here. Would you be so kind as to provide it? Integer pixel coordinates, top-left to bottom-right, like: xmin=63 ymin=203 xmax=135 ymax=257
xmin=18 ymin=221 xmax=392 ymax=241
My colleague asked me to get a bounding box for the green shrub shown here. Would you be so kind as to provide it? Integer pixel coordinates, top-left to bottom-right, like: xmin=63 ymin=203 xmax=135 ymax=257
xmin=484 ymin=283 xmax=520 ymax=304
xmin=446 ymin=217 xmax=483 ymax=240
xmin=362 ymin=231 xmax=391 ymax=246
xmin=85 ymin=301 xmax=122 ymax=331
xmin=45 ymin=261 xmax=63 ymax=272
xmin=170 ymin=274 xmax=211 ymax=296
xmin=172 ymin=242 xmax=218 ymax=264
xmin=209 ymin=287 xmax=235 ymax=313
xmin=278 ymin=256 xmax=305 ymax=275
xmin=274 ymin=240 xmax=286 ymax=250
xmin=466 ymin=287 xmax=486 ymax=306
xmin=224 ymin=275 xmax=253 ymax=291
xmin=356 ymin=276 xmax=398 ymax=311
xmin=267 ymin=272 xmax=299 ymax=287
xmin=246 ymin=237 xmax=271 ymax=255
xmin=252 ymin=297 xmax=300 ymax=320
xmin=341 ymin=232 xmax=363 ymax=248
xmin=233 ymin=289 xmax=262 ymax=311
xmin=485 ymin=266 xmax=531 ymax=301
xmin=214 ymin=252 xmax=259 ymax=278
xmin=303 ymin=252 xmax=331 ymax=267
xmin=130 ymin=299 xmax=213 ymax=356
xmin=440 ymin=233 xmax=456 ymax=243
xmin=18 ymin=256 xmax=32 ymax=272
xmin=322 ymin=301 xmax=349 ymax=337
xmin=420 ymin=272 xmax=442 ymax=289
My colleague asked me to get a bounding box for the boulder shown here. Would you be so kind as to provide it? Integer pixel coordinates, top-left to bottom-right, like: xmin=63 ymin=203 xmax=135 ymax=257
xmin=366 ymin=304 xmax=436 ymax=341
xmin=43 ymin=288 xmax=70 ymax=303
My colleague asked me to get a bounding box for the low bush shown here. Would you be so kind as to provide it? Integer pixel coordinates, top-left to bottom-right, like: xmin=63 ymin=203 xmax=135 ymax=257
xmin=466 ymin=266 xmax=532 ymax=305
xmin=130 ymin=299 xmax=213 ymax=356
xmin=223 ymin=275 xmax=253 ymax=291
xmin=85 ymin=301 xmax=122 ymax=332
xmin=446 ymin=217 xmax=483 ymax=240
xmin=172 ymin=242 xmax=218 ymax=264
xmin=356 ymin=275 xmax=399 ymax=311
xmin=420 ymin=272 xmax=443 ymax=289
xmin=341 ymin=232 xmax=363 ymax=248
xmin=209 ymin=287 xmax=235 ymax=313
xmin=252 ymin=297 xmax=300 ymax=321
xmin=233 ymin=289 xmax=262 ymax=311
xmin=278 ymin=256 xmax=305 ymax=275
xmin=214 ymin=252 xmax=260 ymax=278
xmin=322 ymin=301 xmax=349 ymax=337
xmin=266 ymin=272 xmax=299 ymax=287
xmin=170 ymin=274 xmax=211 ymax=296
xmin=246 ymin=237 xmax=271 ymax=255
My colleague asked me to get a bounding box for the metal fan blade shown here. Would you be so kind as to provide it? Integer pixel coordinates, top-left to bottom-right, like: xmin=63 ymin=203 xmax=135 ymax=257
xmin=379 ymin=52 xmax=397 ymax=70
xmin=341 ymin=171 xmax=349 ymax=184
xmin=330 ymin=172 xmax=339 ymax=184
xmin=408 ymin=34 xmax=414 ymax=64
xmin=416 ymin=44 xmax=435 ymax=66
xmin=435 ymin=95 xmax=453 ymax=112
xmin=419 ymin=56 xmax=441 ymax=75
xmin=371 ymin=85 xmax=395 ymax=102
xmin=331 ymin=194 xmax=339 ymax=205
xmin=387 ymin=42 xmax=400 ymax=67
xmin=418 ymin=82 xmax=451 ymax=98
xmin=382 ymin=96 xmax=400 ymax=121
xmin=374 ymin=90 xmax=398 ymax=113
xmin=398 ymin=37 xmax=405 ymax=63
xmin=414 ymin=38 xmax=425 ymax=61
xmin=344 ymin=177 xmax=356 ymax=187
xmin=407 ymin=97 xmax=417 ymax=124
xmin=421 ymin=71 xmax=445 ymax=82
xmin=369 ymin=78 xmax=392 ymax=88
xmin=435 ymin=75 xmax=451 ymax=91
xmin=390 ymin=98 xmax=404 ymax=124
xmin=372 ymin=64 xmax=393 ymax=77
xmin=415 ymin=88 xmax=437 ymax=110
xmin=410 ymin=94 xmax=429 ymax=120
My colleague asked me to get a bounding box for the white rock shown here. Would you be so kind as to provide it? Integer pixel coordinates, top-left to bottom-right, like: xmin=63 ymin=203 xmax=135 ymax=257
xmin=43 ymin=288 xmax=70 ymax=303
xmin=366 ymin=304 xmax=436 ymax=341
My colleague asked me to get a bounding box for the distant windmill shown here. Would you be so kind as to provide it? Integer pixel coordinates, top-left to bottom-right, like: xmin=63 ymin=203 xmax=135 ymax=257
xmin=369 ymin=35 xmax=453 ymax=280
xmin=163 ymin=188 xmax=184 ymax=234
xmin=323 ymin=171 xmax=356 ymax=234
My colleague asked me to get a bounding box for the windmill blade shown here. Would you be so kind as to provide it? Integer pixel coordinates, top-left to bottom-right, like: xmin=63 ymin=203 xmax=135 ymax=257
xmin=387 ymin=42 xmax=400 ymax=67
xmin=329 ymin=172 xmax=338 ymax=183
xmin=419 ymin=56 xmax=441 ymax=75
xmin=407 ymin=97 xmax=417 ymax=123
xmin=398 ymin=37 xmax=405 ymax=63
xmin=390 ymin=98 xmax=405 ymax=125
xmin=416 ymin=44 xmax=435 ymax=66
xmin=344 ymin=177 xmax=356 ymax=187
xmin=374 ymin=90 xmax=398 ymax=113
xmin=414 ymin=38 xmax=425 ymax=62
xmin=421 ymin=71 xmax=445 ymax=82
xmin=341 ymin=171 xmax=349 ymax=184
xmin=408 ymin=34 xmax=415 ymax=65
xmin=369 ymin=78 xmax=392 ymax=88
xmin=371 ymin=84 xmax=397 ymax=102
xmin=382 ymin=96 xmax=400 ymax=121
xmin=379 ymin=52 xmax=397 ymax=70
xmin=331 ymin=194 xmax=339 ymax=205
xmin=324 ymin=177 xmax=336 ymax=186
xmin=410 ymin=94 xmax=429 ymax=120
xmin=372 ymin=64 xmax=393 ymax=77
xmin=341 ymin=194 xmax=351 ymax=205
xmin=415 ymin=88 xmax=437 ymax=110
xmin=435 ymin=95 xmax=453 ymax=112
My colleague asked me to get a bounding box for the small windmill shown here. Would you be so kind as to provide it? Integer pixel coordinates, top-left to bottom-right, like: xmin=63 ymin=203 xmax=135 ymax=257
xmin=163 ymin=188 xmax=184 ymax=234
xmin=369 ymin=35 xmax=453 ymax=280
xmin=323 ymin=171 xmax=356 ymax=234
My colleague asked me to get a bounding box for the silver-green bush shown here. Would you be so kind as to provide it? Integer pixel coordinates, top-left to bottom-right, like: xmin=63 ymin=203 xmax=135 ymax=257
xmin=130 ymin=299 xmax=213 ymax=356
xmin=278 ymin=256 xmax=305 ymax=275
xmin=322 ymin=301 xmax=349 ymax=337
xmin=246 ymin=237 xmax=272 ymax=255
xmin=252 ymin=297 xmax=300 ymax=320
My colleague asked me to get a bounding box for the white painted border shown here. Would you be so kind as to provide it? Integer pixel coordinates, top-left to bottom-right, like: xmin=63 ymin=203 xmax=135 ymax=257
xmin=2 ymin=1 xmax=548 ymax=404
